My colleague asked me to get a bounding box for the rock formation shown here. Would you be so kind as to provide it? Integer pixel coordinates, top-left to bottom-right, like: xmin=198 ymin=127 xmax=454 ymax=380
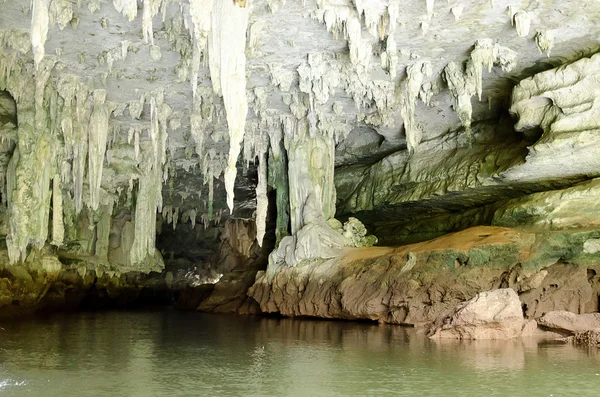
xmin=0 ymin=0 xmax=599 ymax=331
xmin=429 ymin=289 xmax=526 ymax=340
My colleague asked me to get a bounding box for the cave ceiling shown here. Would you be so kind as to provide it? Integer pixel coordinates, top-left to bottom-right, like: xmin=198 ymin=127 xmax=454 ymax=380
xmin=0 ymin=0 xmax=599 ymax=221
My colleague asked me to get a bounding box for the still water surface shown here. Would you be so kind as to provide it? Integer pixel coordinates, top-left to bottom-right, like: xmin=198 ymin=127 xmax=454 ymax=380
xmin=0 ymin=310 xmax=599 ymax=397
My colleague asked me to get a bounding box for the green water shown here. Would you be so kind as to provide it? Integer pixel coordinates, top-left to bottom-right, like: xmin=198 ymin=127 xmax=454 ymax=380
xmin=0 ymin=310 xmax=598 ymax=396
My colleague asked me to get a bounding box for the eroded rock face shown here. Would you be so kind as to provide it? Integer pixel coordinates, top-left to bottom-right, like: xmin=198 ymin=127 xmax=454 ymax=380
xmin=538 ymin=311 xmax=600 ymax=334
xmin=250 ymin=226 xmax=528 ymax=325
xmin=0 ymin=246 xmax=175 ymax=317
xmin=429 ymin=289 xmax=525 ymax=340
xmin=249 ymin=226 xmax=600 ymax=327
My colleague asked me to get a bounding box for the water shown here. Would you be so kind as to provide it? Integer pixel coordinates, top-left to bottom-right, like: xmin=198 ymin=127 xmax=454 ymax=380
xmin=0 ymin=310 xmax=598 ymax=397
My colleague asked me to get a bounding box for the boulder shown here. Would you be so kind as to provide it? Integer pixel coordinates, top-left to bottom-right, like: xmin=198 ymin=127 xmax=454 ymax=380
xmin=429 ymin=288 xmax=525 ymax=340
xmin=538 ymin=311 xmax=600 ymax=334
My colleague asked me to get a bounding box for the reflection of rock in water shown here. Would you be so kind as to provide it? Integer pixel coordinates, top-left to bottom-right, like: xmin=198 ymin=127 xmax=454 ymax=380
xmin=572 ymin=331 xmax=600 ymax=348
xmin=433 ymin=339 xmax=527 ymax=372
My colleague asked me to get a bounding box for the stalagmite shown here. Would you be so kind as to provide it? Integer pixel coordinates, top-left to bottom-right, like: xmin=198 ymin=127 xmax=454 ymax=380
xmin=88 ymin=89 xmax=109 ymax=211
xmin=209 ymin=0 xmax=249 ymax=213
xmin=31 ymin=0 xmax=51 ymax=69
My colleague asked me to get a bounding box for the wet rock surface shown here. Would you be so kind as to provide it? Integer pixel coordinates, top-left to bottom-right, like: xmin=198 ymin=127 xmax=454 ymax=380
xmin=572 ymin=330 xmax=600 ymax=348
xmin=249 ymin=226 xmax=600 ymax=329
xmin=538 ymin=311 xmax=600 ymax=334
xmin=0 ymin=247 xmax=178 ymax=318
xmin=429 ymin=289 xmax=525 ymax=340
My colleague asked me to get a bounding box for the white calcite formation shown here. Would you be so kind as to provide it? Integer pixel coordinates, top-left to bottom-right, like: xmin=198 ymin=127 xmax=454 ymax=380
xmin=209 ymin=0 xmax=249 ymax=214
xmin=506 ymin=52 xmax=600 ymax=182
xmin=444 ymin=39 xmax=516 ymax=138
xmin=30 ymin=0 xmax=50 ymax=69
xmin=0 ymin=0 xmax=598 ymax=282
xmin=401 ymin=61 xmax=432 ymax=153
xmin=88 ymin=89 xmax=108 ymax=211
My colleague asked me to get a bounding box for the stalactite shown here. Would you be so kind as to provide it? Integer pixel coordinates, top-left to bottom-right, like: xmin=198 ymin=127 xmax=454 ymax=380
xmin=255 ymin=145 xmax=268 ymax=247
xmin=513 ymin=11 xmax=530 ymax=38
xmin=31 ymin=0 xmax=50 ymax=69
xmin=444 ymin=39 xmax=516 ymax=138
xmin=188 ymin=0 xmax=213 ymax=98
xmin=134 ymin=127 xmax=140 ymax=161
xmin=88 ymin=89 xmax=108 ymax=211
xmin=130 ymin=149 xmax=162 ymax=265
xmin=142 ymin=0 xmax=154 ymax=45
xmin=49 ymin=0 xmax=73 ymax=30
xmin=426 ymin=0 xmax=434 ymax=21
xmin=535 ymin=30 xmax=554 ymax=57
xmin=451 ymin=6 xmax=463 ymax=20
xmin=6 ymin=59 xmax=56 ymax=263
xmin=209 ymin=0 xmax=250 ymax=213
xmin=51 ymin=174 xmax=64 ymax=246
xmin=189 ymin=209 xmax=197 ymax=229
xmin=207 ymin=169 xmax=214 ymax=220
xmin=73 ymin=92 xmax=87 ymax=214
xmin=95 ymin=200 xmax=113 ymax=259
xmin=401 ymin=61 xmax=432 ymax=153
xmin=113 ymin=0 xmax=138 ymax=21
xmin=268 ymin=136 xmax=289 ymax=246
xmin=173 ymin=206 xmax=179 ymax=230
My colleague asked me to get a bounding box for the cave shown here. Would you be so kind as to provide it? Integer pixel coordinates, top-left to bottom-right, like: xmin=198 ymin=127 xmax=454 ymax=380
xmin=1 ymin=0 xmax=600 ymax=395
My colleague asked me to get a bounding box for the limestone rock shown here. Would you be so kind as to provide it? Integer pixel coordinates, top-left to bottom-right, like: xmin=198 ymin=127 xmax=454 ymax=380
xmin=520 ymin=319 xmax=563 ymax=339
xmin=341 ymin=217 xmax=377 ymax=248
xmin=429 ymin=289 xmax=525 ymax=340
xmin=538 ymin=311 xmax=600 ymax=334
xmin=250 ymin=226 xmax=534 ymax=325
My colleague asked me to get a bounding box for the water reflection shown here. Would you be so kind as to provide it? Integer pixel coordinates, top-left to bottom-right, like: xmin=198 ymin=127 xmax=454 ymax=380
xmin=0 ymin=311 xmax=599 ymax=396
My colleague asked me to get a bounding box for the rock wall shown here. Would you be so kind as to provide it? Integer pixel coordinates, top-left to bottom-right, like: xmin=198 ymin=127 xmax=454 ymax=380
xmin=246 ymin=54 xmax=600 ymax=332
xmin=249 ymin=226 xmax=600 ymax=327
